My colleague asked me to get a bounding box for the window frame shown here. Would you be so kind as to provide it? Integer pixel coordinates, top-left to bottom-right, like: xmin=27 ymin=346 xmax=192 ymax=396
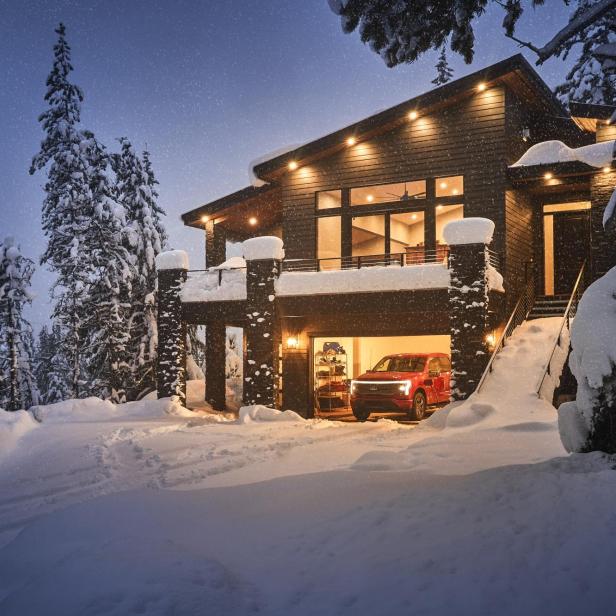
xmin=314 ymin=176 xmax=465 ymax=261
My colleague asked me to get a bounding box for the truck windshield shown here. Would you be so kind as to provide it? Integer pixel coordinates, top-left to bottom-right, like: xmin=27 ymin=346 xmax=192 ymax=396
xmin=372 ymin=356 xmax=426 ymax=372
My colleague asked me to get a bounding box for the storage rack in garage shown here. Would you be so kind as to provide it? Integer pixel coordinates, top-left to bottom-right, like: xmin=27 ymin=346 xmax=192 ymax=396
xmin=314 ymin=345 xmax=349 ymax=413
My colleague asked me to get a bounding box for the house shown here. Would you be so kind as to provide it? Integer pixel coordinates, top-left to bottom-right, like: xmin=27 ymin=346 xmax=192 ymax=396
xmin=156 ymin=54 xmax=616 ymax=418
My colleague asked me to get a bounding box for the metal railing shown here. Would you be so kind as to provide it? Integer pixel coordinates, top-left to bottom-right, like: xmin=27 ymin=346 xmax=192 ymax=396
xmin=475 ymin=276 xmax=535 ymax=394
xmin=536 ymin=261 xmax=586 ymax=402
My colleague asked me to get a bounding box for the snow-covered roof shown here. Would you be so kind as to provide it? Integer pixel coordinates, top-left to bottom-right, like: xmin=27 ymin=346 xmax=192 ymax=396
xmin=511 ymin=140 xmax=615 ymax=169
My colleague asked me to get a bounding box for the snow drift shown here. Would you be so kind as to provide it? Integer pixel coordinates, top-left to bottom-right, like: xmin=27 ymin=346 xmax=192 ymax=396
xmin=512 ymin=139 xmax=615 ymax=169
xmin=0 ymin=409 xmax=38 ymax=457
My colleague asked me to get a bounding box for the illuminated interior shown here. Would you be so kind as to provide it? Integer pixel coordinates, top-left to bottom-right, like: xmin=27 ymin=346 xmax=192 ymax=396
xmin=351 ymin=180 xmax=426 ymax=206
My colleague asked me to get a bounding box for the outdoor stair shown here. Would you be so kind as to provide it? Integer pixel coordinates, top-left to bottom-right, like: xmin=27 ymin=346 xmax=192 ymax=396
xmin=527 ymin=295 xmax=569 ymax=320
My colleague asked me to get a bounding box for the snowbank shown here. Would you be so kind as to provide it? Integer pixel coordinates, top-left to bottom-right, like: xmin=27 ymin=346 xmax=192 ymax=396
xmin=277 ymin=263 xmax=449 ymax=296
xmin=212 ymin=256 xmax=246 ymax=270
xmin=512 ymin=139 xmax=615 ymax=168
xmin=443 ymin=217 xmax=494 ymax=245
xmin=242 ymin=236 xmax=285 ymax=261
xmin=0 ymin=409 xmax=38 ymax=457
xmin=155 ymin=250 xmax=189 ymax=271
xmin=181 ymin=269 xmax=247 ymax=302
xmin=558 ymin=266 xmax=616 ymax=452
xmin=30 ymin=397 xmax=198 ymax=423
xmin=487 ymin=264 xmax=505 ymax=292
xmin=238 ymin=405 xmax=305 ymax=424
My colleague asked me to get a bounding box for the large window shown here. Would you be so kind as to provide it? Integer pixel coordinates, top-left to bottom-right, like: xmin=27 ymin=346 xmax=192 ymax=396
xmin=352 ymin=215 xmax=385 ymax=256
xmin=390 ymin=211 xmax=425 ymax=261
xmin=317 ymin=216 xmax=341 ymax=269
xmin=436 ymin=204 xmax=464 ymax=244
xmin=351 ymin=180 xmax=426 ymax=206
xmin=436 ymin=175 xmax=463 ymax=197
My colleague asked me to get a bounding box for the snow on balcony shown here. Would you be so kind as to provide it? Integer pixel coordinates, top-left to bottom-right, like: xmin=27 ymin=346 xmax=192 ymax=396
xmin=276 ymin=263 xmax=450 ymax=297
xmin=181 ymin=268 xmax=247 ymax=303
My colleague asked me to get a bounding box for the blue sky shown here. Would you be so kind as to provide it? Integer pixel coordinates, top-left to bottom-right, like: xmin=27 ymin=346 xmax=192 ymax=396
xmin=0 ymin=0 xmax=576 ymax=330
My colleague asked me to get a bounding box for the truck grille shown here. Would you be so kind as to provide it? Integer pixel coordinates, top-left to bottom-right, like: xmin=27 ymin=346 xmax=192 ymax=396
xmin=353 ymin=381 xmax=403 ymax=396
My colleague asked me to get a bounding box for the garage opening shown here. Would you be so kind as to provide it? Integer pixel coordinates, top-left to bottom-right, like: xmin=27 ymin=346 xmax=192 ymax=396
xmin=312 ymin=335 xmax=451 ymax=422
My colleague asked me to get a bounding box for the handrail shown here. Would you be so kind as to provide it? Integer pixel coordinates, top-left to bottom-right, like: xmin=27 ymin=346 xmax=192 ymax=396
xmin=536 ymin=261 xmax=586 ymax=400
xmin=475 ymin=276 xmax=535 ymax=394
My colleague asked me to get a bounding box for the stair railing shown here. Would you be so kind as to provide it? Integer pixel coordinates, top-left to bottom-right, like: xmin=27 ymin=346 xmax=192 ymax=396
xmin=536 ymin=261 xmax=586 ymax=403
xmin=475 ymin=276 xmax=535 ymax=394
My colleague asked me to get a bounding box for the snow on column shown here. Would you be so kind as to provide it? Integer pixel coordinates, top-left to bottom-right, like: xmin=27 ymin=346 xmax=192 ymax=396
xmin=155 ymin=250 xmax=188 ymax=403
xmin=243 ymin=237 xmax=284 ymax=407
xmin=444 ymin=218 xmax=495 ymax=401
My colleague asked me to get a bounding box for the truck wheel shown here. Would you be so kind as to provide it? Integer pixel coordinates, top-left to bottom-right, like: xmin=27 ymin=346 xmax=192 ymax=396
xmin=352 ymin=406 xmax=371 ymax=422
xmin=409 ymin=391 xmax=427 ymax=421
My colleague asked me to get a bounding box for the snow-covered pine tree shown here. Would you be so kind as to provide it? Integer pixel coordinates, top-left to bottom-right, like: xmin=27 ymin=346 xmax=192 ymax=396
xmin=34 ymin=323 xmax=71 ymax=404
xmin=30 ymin=23 xmax=90 ymax=399
xmin=112 ymin=138 xmax=167 ymax=398
xmin=78 ymin=131 xmax=133 ymax=403
xmin=432 ymin=47 xmax=453 ymax=86
xmin=0 ymin=238 xmax=40 ymax=411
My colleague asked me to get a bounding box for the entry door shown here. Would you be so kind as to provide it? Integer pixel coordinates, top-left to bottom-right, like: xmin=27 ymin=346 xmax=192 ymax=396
xmin=553 ymin=213 xmax=589 ymax=295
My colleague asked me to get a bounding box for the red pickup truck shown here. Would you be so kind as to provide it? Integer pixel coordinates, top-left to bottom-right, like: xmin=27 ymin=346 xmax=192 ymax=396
xmin=350 ymin=353 xmax=451 ymax=421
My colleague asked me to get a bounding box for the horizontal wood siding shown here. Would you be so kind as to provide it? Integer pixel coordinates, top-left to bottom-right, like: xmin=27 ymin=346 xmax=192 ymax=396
xmin=504 ymin=189 xmax=535 ymax=308
xmin=280 ymin=87 xmax=507 ymax=261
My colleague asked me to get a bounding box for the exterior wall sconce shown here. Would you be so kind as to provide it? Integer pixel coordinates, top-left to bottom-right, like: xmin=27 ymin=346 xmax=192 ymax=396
xmin=522 ymin=127 xmax=530 ymax=142
xmin=286 ymin=336 xmax=299 ymax=349
xmin=288 ymin=161 xmax=298 ymax=170
xmin=477 ymin=82 xmax=486 ymax=92
xmin=485 ymin=332 xmax=496 ymax=350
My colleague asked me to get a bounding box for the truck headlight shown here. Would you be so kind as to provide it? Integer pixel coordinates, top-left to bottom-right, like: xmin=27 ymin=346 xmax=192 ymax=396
xmin=398 ymin=381 xmax=412 ymax=395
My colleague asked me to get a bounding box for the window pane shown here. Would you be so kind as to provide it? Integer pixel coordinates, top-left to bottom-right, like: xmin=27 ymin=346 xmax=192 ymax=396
xmin=317 ymin=216 xmax=341 ymax=269
xmin=436 ymin=175 xmax=464 ymax=197
xmin=351 ymin=180 xmax=426 ymax=206
xmin=390 ymin=211 xmax=425 ymax=263
xmin=352 ymin=215 xmax=385 ymax=256
xmin=317 ymin=189 xmax=342 ymax=210
xmin=436 ymin=204 xmax=464 ymax=245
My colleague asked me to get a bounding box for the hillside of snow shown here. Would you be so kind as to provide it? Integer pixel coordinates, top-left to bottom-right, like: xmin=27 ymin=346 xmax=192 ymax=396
xmin=1 ymin=318 xmax=616 ymax=614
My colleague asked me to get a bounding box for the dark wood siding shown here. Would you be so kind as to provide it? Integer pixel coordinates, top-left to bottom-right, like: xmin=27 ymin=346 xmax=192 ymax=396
xmin=504 ymin=189 xmax=535 ymax=308
xmin=591 ymin=169 xmax=616 ymax=281
xmin=280 ymin=87 xmax=508 ymax=262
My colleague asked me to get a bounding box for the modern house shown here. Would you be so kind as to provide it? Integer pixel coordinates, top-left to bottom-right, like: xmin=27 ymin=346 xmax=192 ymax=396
xmin=156 ymin=54 xmax=616 ymax=418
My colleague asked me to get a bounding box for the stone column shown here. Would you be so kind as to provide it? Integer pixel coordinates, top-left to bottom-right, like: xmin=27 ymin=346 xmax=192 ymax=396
xmin=156 ymin=251 xmax=189 ymax=403
xmin=205 ymin=318 xmax=226 ymax=411
xmin=243 ymin=237 xmax=284 ymax=407
xmin=444 ymin=219 xmax=495 ymax=401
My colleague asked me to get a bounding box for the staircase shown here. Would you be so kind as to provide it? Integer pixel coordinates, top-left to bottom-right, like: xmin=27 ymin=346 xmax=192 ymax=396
xmin=527 ymin=295 xmax=569 ymax=320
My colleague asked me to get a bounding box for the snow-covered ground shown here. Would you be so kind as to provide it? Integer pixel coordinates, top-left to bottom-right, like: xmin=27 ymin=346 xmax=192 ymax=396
xmin=1 ymin=318 xmax=615 ymax=615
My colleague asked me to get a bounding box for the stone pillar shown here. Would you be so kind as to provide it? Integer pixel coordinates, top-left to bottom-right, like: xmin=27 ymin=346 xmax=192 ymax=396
xmin=155 ymin=250 xmax=189 ymax=403
xmin=243 ymin=237 xmax=284 ymax=407
xmin=205 ymin=219 xmax=226 ymax=268
xmin=205 ymin=318 xmax=226 ymax=411
xmin=444 ymin=219 xmax=495 ymax=401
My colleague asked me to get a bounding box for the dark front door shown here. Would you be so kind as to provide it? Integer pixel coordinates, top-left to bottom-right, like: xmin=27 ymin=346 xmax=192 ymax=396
xmin=553 ymin=213 xmax=589 ymax=295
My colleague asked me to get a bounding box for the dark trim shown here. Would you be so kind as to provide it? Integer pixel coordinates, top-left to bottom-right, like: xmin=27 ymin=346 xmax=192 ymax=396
xmin=508 ymin=161 xmax=601 ymax=183
xmin=253 ymin=54 xmax=570 ymax=181
xmin=570 ymin=101 xmax=616 ymax=120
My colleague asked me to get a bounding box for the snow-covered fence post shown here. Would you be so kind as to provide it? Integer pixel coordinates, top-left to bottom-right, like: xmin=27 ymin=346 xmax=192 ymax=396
xmin=445 ymin=218 xmax=495 ymax=401
xmin=155 ymin=250 xmax=188 ymax=403
xmin=243 ymin=237 xmax=284 ymax=407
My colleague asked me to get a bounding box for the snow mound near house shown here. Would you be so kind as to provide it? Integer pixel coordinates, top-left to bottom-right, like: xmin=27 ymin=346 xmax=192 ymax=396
xmin=0 ymin=409 xmax=39 ymax=457
xmin=557 ymin=266 xmax=616 ymax=452
xmin=31 ymin=397 xmax=198 ymax=423
xmin=238 ymin=405 xmax=305 ymax=424
xmin=442 ymin=217 xmax=494 ymax=245
xmin=242 ymin=236 xmax=284 ymax=261
xmin=155 ymin=249 xmax=189 ymax=271
xmin=512 ymin=139 xmax=615 ymax=168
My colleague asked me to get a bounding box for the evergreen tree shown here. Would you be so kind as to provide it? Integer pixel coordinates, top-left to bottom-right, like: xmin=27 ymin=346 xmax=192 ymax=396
xmin=432 ymin=47 xmax=453 ymax=86
xmin=0 ymin=238 xmax=40 ymax=411
xmin=34 ymin=324 xmax=71 ymax=404
xmin=112 ymin=138 xmax=167 ymax=398
xmin=30 ymin=23 xmax=90 ymax=399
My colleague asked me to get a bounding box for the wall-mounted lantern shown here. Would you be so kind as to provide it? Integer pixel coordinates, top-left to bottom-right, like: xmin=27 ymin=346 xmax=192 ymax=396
xmin=286 ymin=336 xmax=299 ymax=350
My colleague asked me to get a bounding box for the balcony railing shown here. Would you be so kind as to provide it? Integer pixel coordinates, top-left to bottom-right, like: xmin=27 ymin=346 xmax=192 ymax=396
xmin=282 ymin=248 xmax=500 ymax=273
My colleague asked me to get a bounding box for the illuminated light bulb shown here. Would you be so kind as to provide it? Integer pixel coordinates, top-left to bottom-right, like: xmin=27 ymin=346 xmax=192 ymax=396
xmin=288 ymin=161 xmax=298 ymax=170
xmin=411 ymin=213 xmax=417 ymax=220
xmin=286 ymin=336 xmax=299 ymax=349
xmin=544 ymin=172 xmax=553 ymax=180
xmin=408 ymin=110 xmax=418 ymax=120
xmin=603 ymin=166 xmax=611 ymax=174
xmin=201 ymin=215 xmax=209 ymax=223
xmin=452 ymin=188 xmax=459 ymax=195
xmin=366 ymin=194 xmax=374 ymax=202
xmin=248 ymin=217 xmax=258 ymax=226
xmin=440 ymin=182 xmax=447 ymax=189
xmin=477 ymin=82 xmax=487 ymax=92
xmin=485 ymin=333 xmax=496 ymax=347
xmin=346 ymin=137 xmax=356 ymax=146
xmin=437 ymin=205 xmax=443 ymax=210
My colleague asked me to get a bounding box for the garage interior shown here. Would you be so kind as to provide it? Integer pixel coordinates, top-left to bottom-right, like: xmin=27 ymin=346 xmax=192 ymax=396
xmin=311 ymin=334 xmax=451 ymax=422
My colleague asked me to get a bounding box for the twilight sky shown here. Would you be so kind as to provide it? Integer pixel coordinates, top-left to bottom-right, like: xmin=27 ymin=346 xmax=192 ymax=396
xmin=1 ymin=0 xmax=576 ymax=330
